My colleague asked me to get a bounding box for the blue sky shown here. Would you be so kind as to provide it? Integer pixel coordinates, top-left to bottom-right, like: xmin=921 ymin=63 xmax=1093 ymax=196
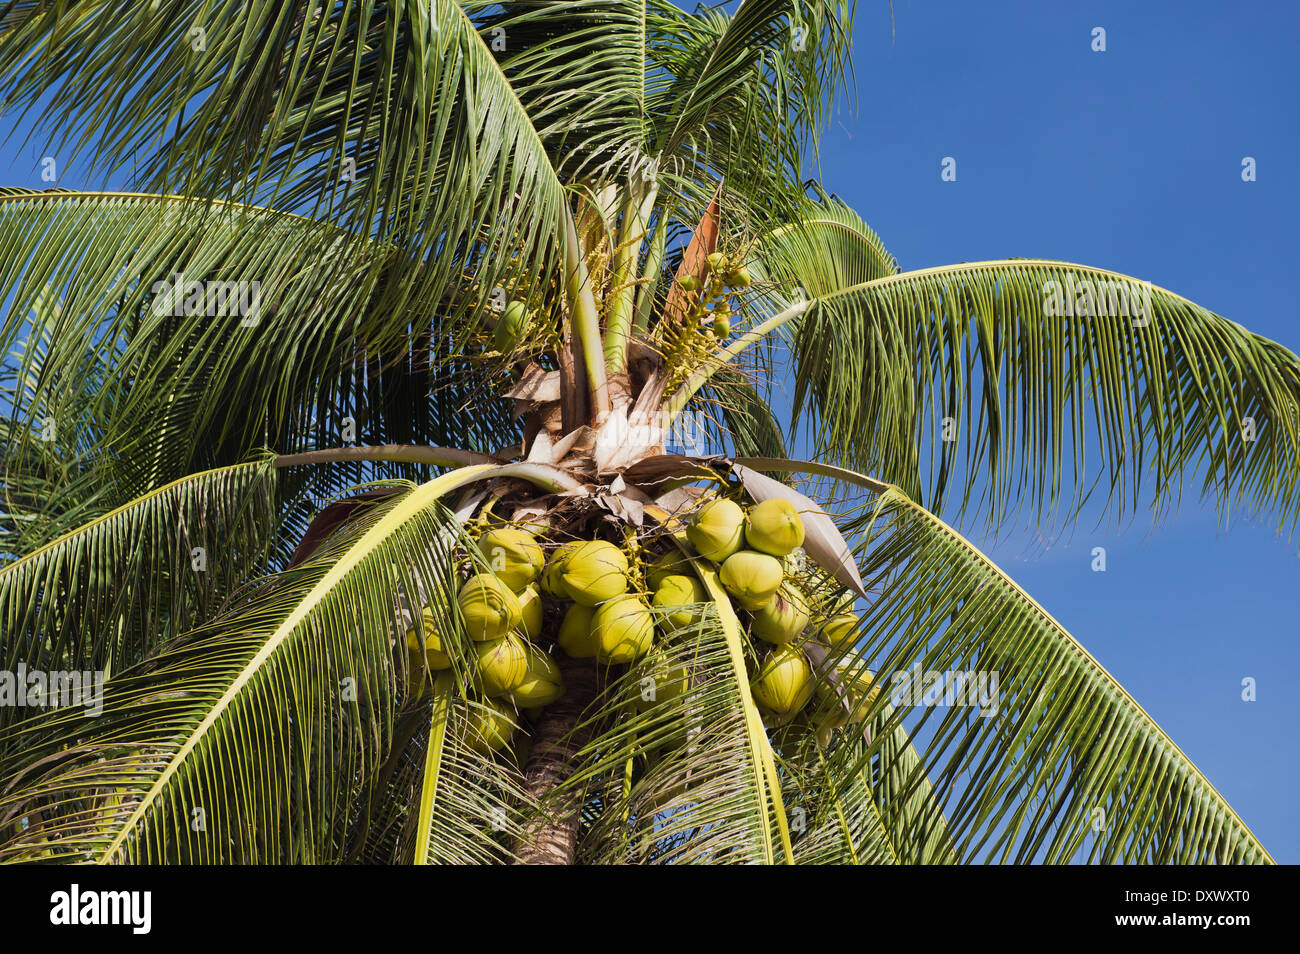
xmin=808 ymin=0 xmax=1299 ymax=860
xmin=0 ymin=1 xmax=1293 ymax=862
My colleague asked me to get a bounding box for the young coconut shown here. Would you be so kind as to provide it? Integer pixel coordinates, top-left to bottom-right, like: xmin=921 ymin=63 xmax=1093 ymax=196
xmin=818 ymin=610 xmax=860 ymax=649
xmin=477 ymin=527 xmax=544 ymax=592
xmin=493 ymin=300 xmax=529 ymax=353
xmin=652 ymin=573 xmax=710 ymax=633
xmin=750 ymin=646 xmax=814 ymax=716
xmin=630 ymin=654 xmax=692 ymax=711
xmin=475 ymin=633 xmax=529 ymax=697
xmin=510 ymin=646 xmax=565 ymax=708
xmin=540 ymin=541 xmax=582 ymax=598
xmin=404 ymin=607 xmax=454 ymax=669
xmin=561 ymin=540 xmax=630 ymax=606
xmin=750 ymin=584 xmax=810 ymax=645
xmin=465 ymin=698 xmax=516 ymax=754
xmin=592 ymin=595 xmax=655 ymax=664
xmin=744 ymin=498 xmax=806 ymax=556
xmin=557 ymin=603 xmax=600 ymax=658
xmin=516 ymin=585 xmax=544 ymax=640
xmin=458 ymin=573 xmax=523 ymax=641
xmin=646 ymin=548 xmax=695 ymax=590
xmin=719 ymin=550 xmax=784 ymax=610
xmin=686 ymin=498 xmax=746 ymax=563
xmin=813 ymin=666 xmax=880 ymax=729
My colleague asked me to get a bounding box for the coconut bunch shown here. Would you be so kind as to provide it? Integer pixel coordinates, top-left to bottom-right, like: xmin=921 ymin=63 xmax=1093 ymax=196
xmin=660 ymin=250 xmax=752 ymax=392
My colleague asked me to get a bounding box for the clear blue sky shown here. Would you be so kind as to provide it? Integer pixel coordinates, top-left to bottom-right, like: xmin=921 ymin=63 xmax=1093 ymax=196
xmin=0 ymin=1 xmax=1293 ymax=862
xmin=808 ymin=0 xmax=1299 ymax=860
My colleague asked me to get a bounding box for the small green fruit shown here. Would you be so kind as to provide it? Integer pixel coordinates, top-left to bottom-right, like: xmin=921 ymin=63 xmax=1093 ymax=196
xmin=517 ymin=585 xmax=544 ymax=640
xmin=561 ymin=540 xmax=630 ymax=606
xmin=813 ymin=666 xmax=880 ymax=728
xmin=750 ymin=646 xmax=814 ymax=716
xmin=457 ymin=573 xmax=523 ymax=641
xmin=475 ymin=633 xmax=529 ymax=696
xmin=750 ymin=585 xmax=810 ymax=645
xmin=706 ymin=251 xmax=726 ymax=271
xmin=646 ymin=549 xmax=694 ymax=590
xmin=686 ymin=498 xmax=746 ymax=563
xmin=652 ymin=574 xmax=709 ymax=633
xmin=510 ymin=646 xmax=565 ymax=708
xmin=676 ymin=274 xmax=700 ymax=292
xmin=731 ymin=266 xmax=752 ymax=287
xmin=712 ymin=315 xmax=731 ymax=338
xmin=405 ymin=607 xmax=452 ymax=668
xmin=493 ymin=300 xmax=529 ymax=353
xmin=592 ymin=595 xmax=655 ymax=664
xmin=557 ymin=603 xmax=600 ymax=658
xmin=465 ymin=699 xmax=516 ymax=754
xmin=819 ymin=611 xmax=859 ymax=649
xmin=478 ymin=527 xmax=544 ymax=592
xmin=540 ymin=541 xmax=581 ymax=599
xmin=745 ymin=498 xmax=805 ymax=556
xmin=719 ymin=550 xmax=784 ymax=610
xmin=631 ymin=655 xmax=692 ymax=711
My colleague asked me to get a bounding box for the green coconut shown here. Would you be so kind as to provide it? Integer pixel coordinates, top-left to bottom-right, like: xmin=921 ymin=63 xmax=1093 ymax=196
xmin=477 ymin=527 xmax=544 ymax=592
xmin=646 ymin=549 xmax=694 ymax=589
xmin=592 ymin=595 xmax=655 ymax=664
xmin=750 ymin=646 xmax=814 ymax=716
xmin=516 ymin=585 xmax=544 ymax=640
xmin=750 ymin=584 xmax=810 ymax=645
xmin=712 ymin=314 xmax=731 ymax=338
xmin=404 ymin=607 xmax=452 ymax=669
xmin=819 ymin=610 xmax=859 ymax=649
xmin=475 ymin=633 xmax=529 ymax=696
xmin=465 ymin=699 xmax=516 ymax=754
xmin=493 ymin=300 xmax=529 ymax=353
xmin=686 ymin=498 xmax=746 ymax=563
xmin=556 ymin=603 xmax=600 ymax=658
xmin=719 ymin=550 xmax=784 ymax=610
xmin=631 ymin=655 xmax=692 ymax=711
xmin=813 ymin=666 xmax=880 ymax=729
xmin=458 ymin=573 xmax=523 ymax=641
xmin=651 ymin=573 xmax=709 ymax=633
xmin=745 ymin=498 xmax=806 ymax=556
xmin=510 ymin=646 xmax=565 ymax=708
xmin=561 ymin=540 xmax=630 ymax=606
xmin=540 ymin=541 xmax=581 ymax=598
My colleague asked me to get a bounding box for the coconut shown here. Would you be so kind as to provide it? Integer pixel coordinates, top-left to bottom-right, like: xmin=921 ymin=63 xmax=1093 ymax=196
xmin=477 ymin=527 xmax=544 ymax=592
xmin=744 ymin=498 xmax=805 ymax=556
xmin=813 ymin=666 xmax=880 ymax=728
xmin=706 ymin=251 xmax=726 ymax=271
xmin=686 ymin=498 xmax=746 ymax=563
xmin=750 ymin=585 xmax=810 ymax=645
xmin=819 ymin=611 xmax=859 ymax=649
xmin=516 ymin=585 xmax=544 ymax=640
xmin=405 ymin=608 xmax=454 ymax=669
xmin=458 ymin=573 xmax=523 ymax=641
xmin=475 ymin=633 xmax=529 ymax=696
xmin=646 ymin=549 xmax=694 ymax=590
xmin=556 ymin=603 xmax=600 ymax=658
xmin=731 ymin=266 xmax=753 ymax=288
xmin=465 ymin=698 xmax=516 ymax=754
xmin=561 ymin=540 xmax=630 ymax=606
xmin=631 ymin=655 xmax=692 ymax=711
xmin=712 ymin=314 xmax=731 ymax=338
xmin=540 ymin=541 xmax=581 ymax=598
xmin=750 ymin=646 xmax=814 ymax=716
xmin=652 ymin=573 xmax=709 ymax=633
xmin=676 ymin=274 xmax=700 ymax=292
xmin=493 ymin=300 xmax=529 ymax=353
xmin=592 ymin=595 xmax=655 ymax=664
xmin=719 ymin=550 xmax=784 ymax=610
xmin=510 ymin=646 xmax=565 ymax=708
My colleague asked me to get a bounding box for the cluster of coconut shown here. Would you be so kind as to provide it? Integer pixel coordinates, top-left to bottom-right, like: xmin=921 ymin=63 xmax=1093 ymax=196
xmin=675 ymin=251 xmax=751 ymax=340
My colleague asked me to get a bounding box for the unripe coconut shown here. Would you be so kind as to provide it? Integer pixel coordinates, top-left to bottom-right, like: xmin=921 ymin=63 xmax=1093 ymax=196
xmin=652 ymin=574 xmax=709 ymax=633
xmin=457 ymin=573 xmax=522 ymax=641
xmin=475 ymin=633 xmax=529 ymax=696
xmin=719 ymin=550 xmax=784 ymax=610
xmin=516 ymin=585 xmax=544 ymax=640
xmin=750 ymin=584 xmax=810 ymax=645
xmin=712 ymin=314 xmax=731 ymax=338
xmin=745 ymin=498 xmax=806 ymax=556
xmin=561 ymin=540 xmax=630 ymax=606
xmin=731 ymin=266 xmax=753 ymax=288
xmin=404 ymin=607 xmax=452 ymax=668
xmin=706 ymin=251 xmax=726 ymax=272
xmin=646 ymin=548 xmax=694 ymax=590
xmin=465 ymin=698 xmax=516 ymax=754
xmin=686 ymin=498 xmax=746 ymax=563
xmin=676 ymin=274 xmax=700 ymax=292
xmin=557 ymin=603 xmax=600 ymax=658
xmin=510 ymin=646 xmax=565 ymax=708
xmin=592 ymin=595 xmax=655 ymax=664
xmin=819 ymin=611 xmax=859 ymax=649
xmin=813 ymin=666 xmax=880 ymax=728
xmin=750 ymin=646 xmax=814 ymax=716
xmin=540 ymin=541 xmax=581 ymax=598
xmin=493 ymin=300 xmax=529 ymax=353
xmin=631 ymin=655 xmax=692 ymax=711
xmin=477 ymin=527 xmax=544 ymax=592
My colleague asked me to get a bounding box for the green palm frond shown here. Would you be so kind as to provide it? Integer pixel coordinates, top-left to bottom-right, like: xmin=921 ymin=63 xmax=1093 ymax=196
xmin=747 ymin=237 xmax=1300 ymax=530
xmin=0 ymin=459 xmax=277 ymax=717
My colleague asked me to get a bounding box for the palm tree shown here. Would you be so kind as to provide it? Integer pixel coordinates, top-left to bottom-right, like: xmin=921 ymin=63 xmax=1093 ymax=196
xmin=0 ymin=0 xmax=1289 ymax=865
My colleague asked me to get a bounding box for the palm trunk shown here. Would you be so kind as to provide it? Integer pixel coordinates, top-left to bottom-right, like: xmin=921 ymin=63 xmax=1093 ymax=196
xmin=513 ymin=654 xmax=601 ymax=864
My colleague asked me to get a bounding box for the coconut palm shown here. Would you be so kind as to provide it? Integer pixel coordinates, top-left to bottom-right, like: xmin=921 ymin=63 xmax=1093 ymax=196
xmin=0 ymin=0 xmax=1289 ymax=865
